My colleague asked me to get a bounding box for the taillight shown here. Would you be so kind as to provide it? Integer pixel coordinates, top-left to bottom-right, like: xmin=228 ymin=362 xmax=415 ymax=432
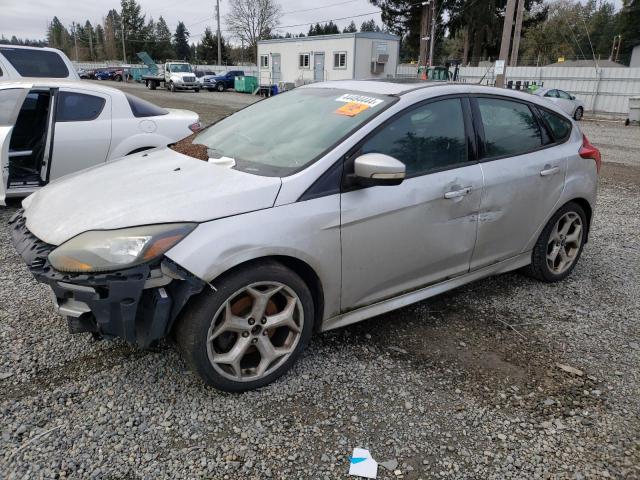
xmin=188 ymin=122 xmax=202 ymax=133
xmin=579 ymin=134 xmax=601 ymax=174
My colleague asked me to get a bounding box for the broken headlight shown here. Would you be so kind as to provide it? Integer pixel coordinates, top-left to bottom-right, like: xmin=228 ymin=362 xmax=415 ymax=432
xmin=48 ymin=223 xmax=196 ymax=273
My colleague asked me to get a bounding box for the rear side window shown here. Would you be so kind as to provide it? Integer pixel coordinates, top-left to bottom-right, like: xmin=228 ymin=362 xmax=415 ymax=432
xmin=361 ymin=98 xmax=468 ymax=176
xmin=476 ymin=97 xmax=542 ymax=158
xmin=539 ymin=108 xmax=572 ymax=141
xmin=56 ymin=91 xmax=105 ymax=122
xmin=0 ymin=48 xmax=69 ymax=78
xmin=125 ymin=93 xmax=168 ymax=118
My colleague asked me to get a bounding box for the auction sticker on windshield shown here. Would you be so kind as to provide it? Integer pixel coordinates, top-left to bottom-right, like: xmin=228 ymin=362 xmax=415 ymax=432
xmin=335 ymin=94 xmax=384 ymax=108
xmin=335 ymin=102 xmax=370 ymax=117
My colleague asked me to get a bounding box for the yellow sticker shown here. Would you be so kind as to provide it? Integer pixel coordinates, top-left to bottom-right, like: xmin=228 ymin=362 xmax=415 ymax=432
xmin=335 ymin=102 xmax=370 ymax=117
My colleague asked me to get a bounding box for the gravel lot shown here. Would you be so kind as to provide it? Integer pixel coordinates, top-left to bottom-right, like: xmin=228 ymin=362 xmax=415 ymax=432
xmin=1 ymin=92 xmax=639 ymax=479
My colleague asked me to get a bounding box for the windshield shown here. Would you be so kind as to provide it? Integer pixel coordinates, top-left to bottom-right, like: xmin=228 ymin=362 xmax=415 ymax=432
xmin=193 ymin=88 xmax=395 ymax=176
xmin=169 ymin=64 xmax=192 ymax=73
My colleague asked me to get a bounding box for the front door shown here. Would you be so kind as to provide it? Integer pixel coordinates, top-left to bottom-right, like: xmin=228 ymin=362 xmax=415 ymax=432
xmin=0 ymin=86 xmax=29 ymax=206
xmin=314 ymin=53 xmax=325 ymax=82
xmin=49 ymin=87 xmax=112 ymax=180
xmin=340 ymin=97 xmax=483 ymax=310
xmin=470 ymin=96 xmax=567 ymax=269
xmin=271 ymin=54 xmax=281 ymax=84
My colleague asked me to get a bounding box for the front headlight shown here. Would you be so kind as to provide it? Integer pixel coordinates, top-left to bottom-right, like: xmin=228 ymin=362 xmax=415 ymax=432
xmin=48 ymin=223 xmax=196 ymax=273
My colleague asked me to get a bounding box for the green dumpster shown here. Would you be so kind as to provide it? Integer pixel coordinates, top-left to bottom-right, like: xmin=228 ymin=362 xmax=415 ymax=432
xmin=234 ymin=75 xmax=259 ymax=93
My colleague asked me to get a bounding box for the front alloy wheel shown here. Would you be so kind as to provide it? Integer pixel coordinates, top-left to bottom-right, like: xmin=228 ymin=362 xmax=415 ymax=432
xmin=175 ymin=261 xmax=314 ymax=392
xmin=207 ymin=282 xmax=303 ymax=381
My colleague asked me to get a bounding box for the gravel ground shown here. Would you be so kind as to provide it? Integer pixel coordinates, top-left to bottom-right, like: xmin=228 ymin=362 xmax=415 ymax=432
xmin=1 ymin=115 xmax=639 ymax=479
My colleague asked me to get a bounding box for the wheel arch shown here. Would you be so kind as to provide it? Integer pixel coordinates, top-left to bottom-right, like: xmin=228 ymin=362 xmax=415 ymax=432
xmin=567 ymin=197 xmax=593 ymax=242
xmin=207 ymin=255 xmax=325 ymax=331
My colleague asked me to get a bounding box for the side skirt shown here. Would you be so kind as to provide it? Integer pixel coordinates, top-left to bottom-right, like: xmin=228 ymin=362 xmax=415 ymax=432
xmin=321 ymin=252 xmax=532 ymax=332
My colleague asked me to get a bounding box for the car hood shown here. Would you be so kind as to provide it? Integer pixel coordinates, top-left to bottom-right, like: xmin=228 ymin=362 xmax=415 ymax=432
xmin=23 ymin=148 xmax=282 ymax=246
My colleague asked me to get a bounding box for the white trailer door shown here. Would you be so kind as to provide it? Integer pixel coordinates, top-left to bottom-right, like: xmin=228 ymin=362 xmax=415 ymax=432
xmin=0 ymin=86 xmax=29 ymax=206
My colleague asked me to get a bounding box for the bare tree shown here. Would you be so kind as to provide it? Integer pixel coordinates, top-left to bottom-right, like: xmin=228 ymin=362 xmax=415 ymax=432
xmin=225 ymin=0 xmax=281 ymax=62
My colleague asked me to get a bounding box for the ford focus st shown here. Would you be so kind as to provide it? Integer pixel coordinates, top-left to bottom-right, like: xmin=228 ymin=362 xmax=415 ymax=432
xmin=9 ymin=81 xmax=600 ymax=392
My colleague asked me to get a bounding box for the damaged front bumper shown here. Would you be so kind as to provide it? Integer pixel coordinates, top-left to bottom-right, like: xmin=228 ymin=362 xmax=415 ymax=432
xmin=9 ymin=211 xmax=205 ymax=348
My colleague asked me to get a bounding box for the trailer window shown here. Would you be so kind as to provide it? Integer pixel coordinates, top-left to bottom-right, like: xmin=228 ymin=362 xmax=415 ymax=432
xmin=299 ymin=53 xmax=310 ymax=69
xmin=334 ymin=52 xmax=347 ymax=69
xmin=0 ymin=48 xmax=69 ymax=78
xmin=260 ymin=55 xmax=269 ymax=68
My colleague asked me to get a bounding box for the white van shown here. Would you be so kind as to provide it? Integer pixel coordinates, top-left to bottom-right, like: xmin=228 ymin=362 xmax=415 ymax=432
xmin=0 ymin=46 xmax=79 ymax=81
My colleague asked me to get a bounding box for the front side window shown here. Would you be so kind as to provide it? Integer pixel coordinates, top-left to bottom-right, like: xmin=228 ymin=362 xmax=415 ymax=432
xmin=260 ymin=55 xmax=269 ymax=68
xmin=334 ymin=52 xmax=347 ymax=69
xmin=193 ymin=88 xmax=395 ymax=176
xmin=476 ymin=97 xmax=542 ymax=158
xmin=361 ymin=98 xmax=468 ymax=176
xmin=545 ymin=89 xmax=559 ymax=98
xmin=125 ymin=93 xmax=168 ymax=118
xmin=0 ymin=89 xmax=26 ymax=125
xmin=557 ymin=90 xmax=572 ymax=100
xmin=299 ymin=53 xmax=310 ymax=69
xmin=0 ymin=48 xmax=69 ymax=78
xmin=539 ymin=108 xmax=572 ymax=141
xmin=56 ymin=91 xmax=105 ymax=122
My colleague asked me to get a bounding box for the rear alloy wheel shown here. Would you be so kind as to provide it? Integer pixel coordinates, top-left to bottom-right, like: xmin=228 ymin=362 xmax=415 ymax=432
xmin=175 ymin=262 xmax=314 ymax=392
xmin=526 ymin=202 xmax=587 ymax=282
xmin=574 ymin=107 xmax=583 ymax=121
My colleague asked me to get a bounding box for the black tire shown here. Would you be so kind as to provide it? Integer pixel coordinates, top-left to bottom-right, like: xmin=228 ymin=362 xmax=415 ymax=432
xmin=216 ymin=82 xmax=225 ymax=92
xmin=114 ymin=75 xmax=122 ymax=82
xmin=174 ymin=261 xmax=315 ymax=392
xmin=574 ymin=107 xmax=583 ymax=121
xmin=194 ymin=88 xmax=200 ymax=93
xmin=525 ymin=201 xmax=588 ymax=283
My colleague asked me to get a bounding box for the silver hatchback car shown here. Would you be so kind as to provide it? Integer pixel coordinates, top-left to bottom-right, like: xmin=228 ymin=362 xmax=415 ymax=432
xmin=10 ymin=81 xmax=601 ymax=391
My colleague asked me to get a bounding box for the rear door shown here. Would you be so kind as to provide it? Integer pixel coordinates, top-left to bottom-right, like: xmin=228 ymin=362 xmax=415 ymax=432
xmin=0 ymin=86 xmax=29 ymax=205
xmin=470 ymin=95 xmax=567 ymax=269
xmin=48 ymin=87 xmax=112 ymax=180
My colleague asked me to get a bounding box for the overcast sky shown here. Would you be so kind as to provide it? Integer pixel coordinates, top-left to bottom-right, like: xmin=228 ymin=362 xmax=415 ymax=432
xmin=0 ymin=0 xmax=622 ymax=44
xmin=0 ymin=0 xmax=383 ymax=43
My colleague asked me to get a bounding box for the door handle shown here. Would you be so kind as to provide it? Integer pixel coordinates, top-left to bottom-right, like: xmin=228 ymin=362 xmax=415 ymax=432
xmin=444 ymin=187 xmax=472 ymax=199
xmin=540 ymin=166 xmax=560 ymax=177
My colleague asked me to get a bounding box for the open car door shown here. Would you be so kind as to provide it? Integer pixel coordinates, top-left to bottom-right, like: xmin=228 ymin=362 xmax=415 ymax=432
xmin=0 ymin=85 xmax=29 ymax=206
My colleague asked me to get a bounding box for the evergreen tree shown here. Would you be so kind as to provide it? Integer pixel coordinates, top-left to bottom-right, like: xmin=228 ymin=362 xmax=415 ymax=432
xmin=173 ymin=21 xmax=191 ymax=60
xmin=343 ymin=21 xmax=358 ymax=33
xmin=120 ymin=0 xmax=145 ymax=62
xmin=360 ymin=19 xmax=381 ymax=32
xmin=154 ymin=17 xmax=175 ymax=61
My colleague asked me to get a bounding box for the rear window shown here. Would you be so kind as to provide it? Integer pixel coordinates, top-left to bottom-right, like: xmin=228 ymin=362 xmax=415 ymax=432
xmin=56 ymin=92 xmax=105 ymax=122
xmin=0 ymin=48 xmax=69 ymax=78
xmin=125 ymin=93 xmax=168 ymax=118
xmin=539 ymin=108 xmax=572 ymax=141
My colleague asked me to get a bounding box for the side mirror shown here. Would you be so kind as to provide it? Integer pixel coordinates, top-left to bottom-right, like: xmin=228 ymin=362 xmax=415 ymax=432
xmin=570 ymin=95 xmax=576 ymax=100
xmin=352 ymin=153 xmax=406 ymax=186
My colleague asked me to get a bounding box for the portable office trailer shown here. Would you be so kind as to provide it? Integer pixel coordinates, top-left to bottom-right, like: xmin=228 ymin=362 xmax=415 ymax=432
xmin=257 ymin=32 xmax=400 ymax=88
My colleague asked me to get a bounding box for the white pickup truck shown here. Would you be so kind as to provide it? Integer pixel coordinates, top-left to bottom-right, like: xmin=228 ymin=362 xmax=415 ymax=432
xmin=142 ymin=62 xmax=200 ymax=92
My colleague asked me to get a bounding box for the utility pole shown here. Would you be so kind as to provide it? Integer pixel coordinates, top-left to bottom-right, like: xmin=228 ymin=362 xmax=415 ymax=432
xmin=419 ymin=1 xmax=429 ymax=69
xmin=428 ymin=0 xmax=437 ymax=67
xmin=496 ymin=0 xmax=517 ymax=87
xmin=72 ymin=22 xmax=79 ymax=61
xmin=510 ymin=0 xmax=524 ymax=67
xmin=120 ymin=18 xmax=127 ymax=64
xmin=216 ymin=0 xmax=222 ymax=65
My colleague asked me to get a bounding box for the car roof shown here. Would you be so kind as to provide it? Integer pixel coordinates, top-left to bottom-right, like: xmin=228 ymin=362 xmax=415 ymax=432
xmin=0 ymin=45 xmax=65 ymax=53
xmin=0 ymin=79 xmax=124 ymax=96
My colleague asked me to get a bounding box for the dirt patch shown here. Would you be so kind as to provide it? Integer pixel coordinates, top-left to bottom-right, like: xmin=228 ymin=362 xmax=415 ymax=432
xmin=600 ymin=162 xmax=640 ymax=187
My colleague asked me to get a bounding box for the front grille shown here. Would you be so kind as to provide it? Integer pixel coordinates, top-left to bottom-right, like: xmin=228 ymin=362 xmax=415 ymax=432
xmin=183 ymin=76 xmax=196 ymax=82
xmin=8 ymin=210 xmax=55 ymax=271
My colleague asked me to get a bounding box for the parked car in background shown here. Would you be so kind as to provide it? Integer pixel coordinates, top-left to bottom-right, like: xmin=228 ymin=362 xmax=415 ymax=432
xmin=94 ymin=69 xmax=115 ymax=81
xmin=210 ymin=70 xmax=245 ymax=91
xmin=8 ymin=81 xmax=600 ymax=392
xmin=0 ymin=45 xmax=79 ymax=81
xmin=0 ymin=80 xmax=200 ymax=204
xmin=533 ymin=88 xmax=585 ymax=120
xmin=195 ymin=70 xmax=217 ymax=90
